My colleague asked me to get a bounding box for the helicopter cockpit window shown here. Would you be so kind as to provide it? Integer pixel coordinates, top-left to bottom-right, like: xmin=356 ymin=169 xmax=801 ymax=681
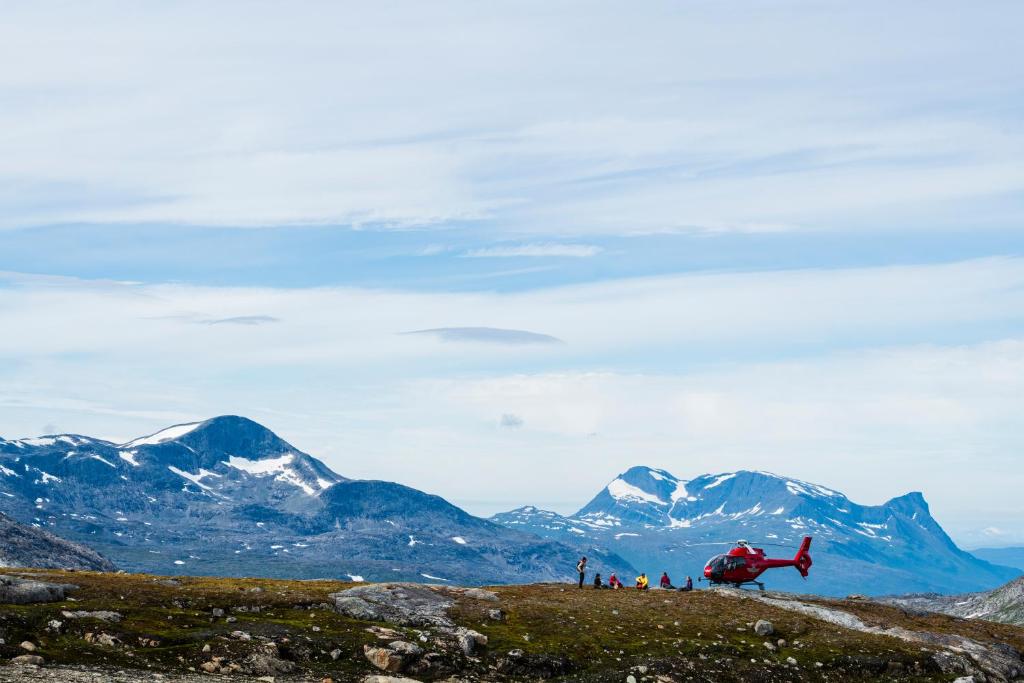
xmin=706 ymin=554 xmax=727 ymax=570
xmin=726 ymin=557 xmax=746 ymax=570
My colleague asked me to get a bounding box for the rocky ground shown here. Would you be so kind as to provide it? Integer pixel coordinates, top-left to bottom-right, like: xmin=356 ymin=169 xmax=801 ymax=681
xmin=1 ymin=570 xmax=1023 ymax=682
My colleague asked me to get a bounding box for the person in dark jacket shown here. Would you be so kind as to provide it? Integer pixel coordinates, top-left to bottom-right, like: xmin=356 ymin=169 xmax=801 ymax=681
xmin=659 ymin=572 xmax=674 ymax=589
xmin=680 ymin=575 xmax=693 ymax=592
xmin=593 ymin=573 xmax=608 ymax=589
xmin=576 ymin=556 xmax=587 ymax=588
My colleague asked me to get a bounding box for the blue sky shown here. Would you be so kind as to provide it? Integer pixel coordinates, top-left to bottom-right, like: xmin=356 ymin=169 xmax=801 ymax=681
xmin=2 ymin=1 xmax=1023 ymax=546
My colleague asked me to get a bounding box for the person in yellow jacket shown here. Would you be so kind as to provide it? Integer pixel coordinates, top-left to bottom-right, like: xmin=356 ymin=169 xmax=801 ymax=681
xmin=635 ymin=573 xmax=649 ymax=590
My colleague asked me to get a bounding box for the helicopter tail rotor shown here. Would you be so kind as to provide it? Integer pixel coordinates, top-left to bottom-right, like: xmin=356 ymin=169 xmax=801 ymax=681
xmin=793 ymin=536 xmax=813 ymax=578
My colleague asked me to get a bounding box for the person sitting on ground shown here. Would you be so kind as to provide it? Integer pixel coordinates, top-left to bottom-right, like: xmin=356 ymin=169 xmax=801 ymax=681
xmin=593 ymin=573 xmax=609 ymax=589
xmin=635 ymin=573 xmax=649 ymax=590
xmin=659 ymin=572 xmax=674 ymax=589
xmin=680 ymin=575 xmax=693 ymax=592
xmin=608 ymin=573 xmax=623 ymax=589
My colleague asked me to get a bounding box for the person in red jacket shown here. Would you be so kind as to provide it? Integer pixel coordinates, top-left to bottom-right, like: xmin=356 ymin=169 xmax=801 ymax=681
xmin=659 ymin=572 xmax=674 ymax=589
xmin=608 ymin=573 xmax=623 ymax=589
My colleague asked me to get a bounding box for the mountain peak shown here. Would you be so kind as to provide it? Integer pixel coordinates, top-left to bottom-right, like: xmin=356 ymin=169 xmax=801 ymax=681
xmin=884 ymin=491 xmax=930 ymax=515
xmin=121 ymin=415 xmax=289 ymax=451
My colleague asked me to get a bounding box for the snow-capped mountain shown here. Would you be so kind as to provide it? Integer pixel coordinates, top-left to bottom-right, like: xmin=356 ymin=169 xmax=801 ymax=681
xmin=492 ymin=466 xmax=1020 ymax=596
xmin=0 ymin=417 xmax=632 ymax=584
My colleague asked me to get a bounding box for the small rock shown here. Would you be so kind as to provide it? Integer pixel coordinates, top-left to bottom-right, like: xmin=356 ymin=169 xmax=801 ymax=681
xmin=389 ymin=641 xmax=424 ymax=657
xmin=231 ymin=630 xmax=252 ymax=641
xmin=763 ymin=641 xmax=777 ymax=652
xmin=463 ymin=588 xmax=499 ymax=602
xmin=212 ymin=607 xmax=225 ymax=617
xmin=777 ymin=639 xmax=787 ymax=647
xmin=636 ymin=665 xmax=648 ymax=673
xmin=330 ymin=648 xmax=342 ymax=660
xmin=200 ymin=661 xmax=221 ymax=673
xmin=312 ymin=625 xmax=321 ymax=632
xmin=10 ymin=654 xmax=45 ymax=666
xmin=626 ymin=676 xmax=637 ymax=683
xmin=226 ymin=615 xmax=238 ymax=623
xmin=364 ymin=644 xmax=407 ymax=673
xmin=46 ymin=619 xmax=63 ymax=632
xmin=786 ymin=656 xmax=798 ymax=666
xmin=753 ymin=620 xmax=774 ymax=636
xmin=487 ymin=608 xmax=505 ymax=621
xmin=456 ymin=628 xmax=488 ymax=656
xmin=20 ymin=641 xmax=37 ymax=651
xmin=202 ymin=644 xmax=211 ymax=653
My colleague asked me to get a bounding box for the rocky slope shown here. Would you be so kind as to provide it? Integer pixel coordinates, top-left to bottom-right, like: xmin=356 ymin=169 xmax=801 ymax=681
xmin=882 ymin=575 xmax=1024 ymax=626
xmin=0 ymin=417 xmax=631 ymax=584
xmin=1 ymin=569 xmax=1023 ymax=682
xmin=493 ymin=466 xmax=1020 ymax=596
xmin=0 ymin=512 xmax=114 ymax=572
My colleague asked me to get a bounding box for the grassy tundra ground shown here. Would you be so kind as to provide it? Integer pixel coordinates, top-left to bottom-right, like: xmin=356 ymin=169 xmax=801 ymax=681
xmin=1 ymin=570 xmax=1023 ymax=682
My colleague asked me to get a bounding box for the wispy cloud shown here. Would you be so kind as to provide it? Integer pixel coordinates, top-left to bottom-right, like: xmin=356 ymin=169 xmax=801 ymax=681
xmin=1 ymin=3 xmax=1021 ymax=234
xmin=200 ymin=315 xmax=280 ymax=326
xmin=462 ymin=243 xmax=603 ymax=258
xmin=402 ymin=327 xmax=563 ymax=345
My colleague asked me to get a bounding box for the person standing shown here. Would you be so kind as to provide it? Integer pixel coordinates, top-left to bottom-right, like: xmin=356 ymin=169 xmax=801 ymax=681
xmin=576 ymin=556 xmax=587 ymax=588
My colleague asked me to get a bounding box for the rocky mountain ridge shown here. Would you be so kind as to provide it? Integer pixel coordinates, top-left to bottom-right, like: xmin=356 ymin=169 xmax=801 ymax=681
xmin=882 ymin=575 xmax=1024 ymax=626
xmin=0 ymin=512 xmax=115 ymax=572
xmin=0 ymin=416 xmax=632 ymax=584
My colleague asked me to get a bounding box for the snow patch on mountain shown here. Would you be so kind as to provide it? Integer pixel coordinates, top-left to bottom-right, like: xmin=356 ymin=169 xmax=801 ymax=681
xmin=226 ymin=453 xmax=295 ymax=475
xmin=704 ymin=473 xmax=737 ymax=489
xmin=123 ymin=422 xmax=201 ymax=447
xmin=607 ymin=478 xmax=666 ymax=505
xmin=168 ymin=465 xmax=221 ymax=492
xmin=118 ymin=450 xmax=140 ymax=467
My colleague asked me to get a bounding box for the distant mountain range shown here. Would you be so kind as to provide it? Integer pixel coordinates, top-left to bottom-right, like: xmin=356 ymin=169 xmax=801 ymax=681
xmin=0 ymin=511 xmax=115 ymax=571
xmin=0 ymin=416 xmax=632 ymax=584
xmin=2 ymin=418 xmax=1017 ymax=596
xmin=970 ymin=547 xmax=1024 ymax=572
xmin=491 ymin=466 xmax=1021 ymax=596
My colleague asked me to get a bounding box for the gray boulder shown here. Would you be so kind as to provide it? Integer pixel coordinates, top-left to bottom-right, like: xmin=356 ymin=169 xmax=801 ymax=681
xmin=0 ymin=575 xmax=76 ymax=604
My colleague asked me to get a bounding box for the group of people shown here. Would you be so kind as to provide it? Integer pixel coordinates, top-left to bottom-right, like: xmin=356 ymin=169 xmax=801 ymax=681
xmin=576 ymin=556 xmax=694 ymax=592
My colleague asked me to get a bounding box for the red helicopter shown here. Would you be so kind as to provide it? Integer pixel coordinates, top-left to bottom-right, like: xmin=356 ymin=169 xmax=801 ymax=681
xmin=699 ymin=536 xmax=813 ymax=590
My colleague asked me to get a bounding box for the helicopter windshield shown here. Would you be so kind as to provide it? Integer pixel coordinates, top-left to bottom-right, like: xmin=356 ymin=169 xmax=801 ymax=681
xmin=706 ymin=554 xmax=728 ymax=579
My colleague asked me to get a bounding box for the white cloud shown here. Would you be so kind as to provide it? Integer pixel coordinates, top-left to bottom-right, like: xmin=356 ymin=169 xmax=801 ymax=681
xmin=462 ymin=243 xmax=603 ymax=258
xmin=0 ymin=2 xmax=1021 ymax=233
